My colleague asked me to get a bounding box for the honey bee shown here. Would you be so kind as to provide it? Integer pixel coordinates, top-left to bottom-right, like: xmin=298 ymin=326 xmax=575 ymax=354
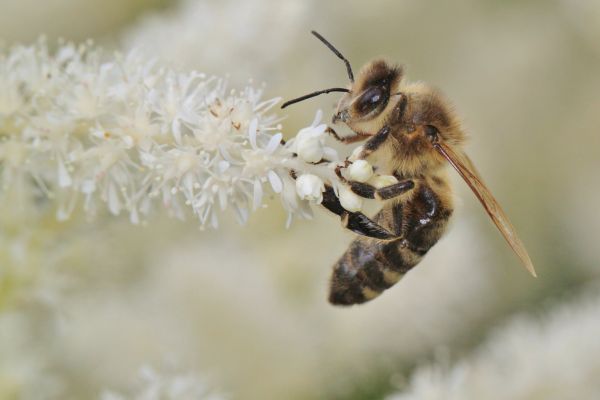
xmin=283 ymin=31 xmax=536 ymax=306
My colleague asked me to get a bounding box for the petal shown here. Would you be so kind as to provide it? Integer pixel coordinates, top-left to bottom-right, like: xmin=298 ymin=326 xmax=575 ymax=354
xmin=267 ymin=170 xmax=283 ymax=193
xmin=57 ymin=159 xmax=72 ymax=188
xmin=313 ymin=123 xmax=327 ymax=135
xmin=265 ymin=133 xmax=283 ymax=154
xmin=311 ymin=109 xmax=323 ymax=127
xmin=107 ymin=183 xmax=121 ymax=215
xmin=210 ymin=212 xmax=219 ymax=228
xmin=130 ymin=206 xmax=140 ymax=225
xmin=234 ymin=205 xmax=249 ymax=225
xmin=218 ymin=187 xmax=228 ymax=210
xmin=322 ymin=147 xmax=339 ymax=162
xmin=218 ymin=145 xmax=235 ymax=164
xmin=218 ymin=160 xmax=230 ymax=173
xmin=172 ymin=118 xmax=182 ymax=144
xmin=248 ymin=118 xmax=258 ymax=149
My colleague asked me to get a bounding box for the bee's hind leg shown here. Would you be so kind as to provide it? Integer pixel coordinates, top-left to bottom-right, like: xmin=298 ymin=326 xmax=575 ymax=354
xmin=290 ymin=169 xmax=402 ymax=240
xmin=321 ymin=185 xmax=400 ymax=240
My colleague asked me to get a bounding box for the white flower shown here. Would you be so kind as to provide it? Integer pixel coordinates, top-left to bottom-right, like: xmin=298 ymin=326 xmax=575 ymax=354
xmin=338 ymin=185 xmax=363 ymax=212
xmin=123 ymin=0 xmax=314 ymax=84
xmin=0 ymin=40 xmax=347 ymax=228
xmin=288 ymin=110 xmax=338 ymax=163
xmin=347 ymin=160 xmax=373 ymax=183
xmin=101 ymin=365 xmax=225 ymax=400
xmin=296 ymin=134 xmax=324 ymax=163
xmin=388 ymin=288 xmax=600 ymax=400
xmin=295 ymin=174 xmax=325 ymax=203
xmin=294 ymin=125 xmax=326 ymax=163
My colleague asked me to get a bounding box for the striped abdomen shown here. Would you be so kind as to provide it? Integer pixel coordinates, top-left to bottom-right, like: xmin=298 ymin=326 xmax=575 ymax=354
xmin=329 ymin=182 xmax=452 ymax=305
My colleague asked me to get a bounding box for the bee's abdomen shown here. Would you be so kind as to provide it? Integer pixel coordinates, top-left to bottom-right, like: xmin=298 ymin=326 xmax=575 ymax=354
xmin=329 ymin=181 xmax=452 ymax=305
xmin=329 ymin=239 xmax=421 ymax=305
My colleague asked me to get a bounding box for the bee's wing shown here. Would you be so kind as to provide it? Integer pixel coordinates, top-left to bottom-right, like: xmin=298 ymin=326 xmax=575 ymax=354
xmin=434 ymin=141 xmax=536 ymax=277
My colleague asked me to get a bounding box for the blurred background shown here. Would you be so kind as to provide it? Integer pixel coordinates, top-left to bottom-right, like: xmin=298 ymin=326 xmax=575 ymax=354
xmin=1 ymin=0 xmax=600 ymax=399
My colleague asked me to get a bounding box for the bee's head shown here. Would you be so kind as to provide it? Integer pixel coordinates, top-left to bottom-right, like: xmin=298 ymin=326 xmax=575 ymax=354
xmin=281 ymin=32 xmax=404 ymax=132
xmin=332 ymin=60 xmax=403 ymax=132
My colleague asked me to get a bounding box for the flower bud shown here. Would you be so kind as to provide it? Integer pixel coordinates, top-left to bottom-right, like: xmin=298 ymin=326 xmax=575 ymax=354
xmin=296 ymin=136 xmax=324 ymax=163
xmin=296 ymin=174 xmax=325 ymax=203
xmin=348 ymin=160 xmax=373 ymax=183
xmin=369 ymin=174 xmax=398 ymax=189
xmin=293 ymin=124 xmax=326 ymax=163
xmin=339 ymin=185 xmax=363 ymax=212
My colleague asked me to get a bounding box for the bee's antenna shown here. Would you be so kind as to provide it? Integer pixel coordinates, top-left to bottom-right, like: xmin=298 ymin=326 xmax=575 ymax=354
xmin=311 ymin=30 xmax=354 ymax=83
xmin=281 ymin=87 xmax=349 ymax=109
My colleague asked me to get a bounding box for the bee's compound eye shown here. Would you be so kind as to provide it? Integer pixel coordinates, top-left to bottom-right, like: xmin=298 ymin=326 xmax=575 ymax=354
xmin=357 ymin=86 xmax=385 ymax=114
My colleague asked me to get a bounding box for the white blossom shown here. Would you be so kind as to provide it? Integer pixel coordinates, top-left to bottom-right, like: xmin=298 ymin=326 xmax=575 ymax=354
xmin=295 ymin=174 xmax=325 ymax=204
xmin=123 ymin=0 xmax=314 ymax=83
xmin=287 ymin=109 xmax=338 ymax=164
xmin=369 ymin=174 xmax=398 ymax=189
xmin=388 ymin=288 xmax=600 ymax=400
xmin=347 ymin=159 xmax=374 ymax=183
xmin=0 ymin=40 xmax=342 ymax=228
xmin=338 ymin=185 xmax=363 ymax=212
xmin=101 ymin=365 xmax=225 ymax=400
xmin=0 ymin=313 xmax=64 ymax=399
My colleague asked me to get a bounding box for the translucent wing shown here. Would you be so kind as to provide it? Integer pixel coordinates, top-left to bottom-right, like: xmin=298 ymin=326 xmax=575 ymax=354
xmin=434 ymin=141 xmax=537 ymax=277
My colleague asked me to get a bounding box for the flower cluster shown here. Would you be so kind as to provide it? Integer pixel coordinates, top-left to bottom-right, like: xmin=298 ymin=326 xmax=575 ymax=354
xmin=101 ymin=365 xmax=225 ymax=400
xmin=388 ymin=289 xmax=600 ymax=400
xmin=0 ymin=40 xmax=354 ymax=228
xmin=123 ymin=0 xmax=313 ymax=82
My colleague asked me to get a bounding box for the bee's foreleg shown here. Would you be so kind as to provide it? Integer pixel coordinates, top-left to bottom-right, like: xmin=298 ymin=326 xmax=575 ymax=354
xmin=321 ymin=185 xmax=400 ymax=240
xmin=355 ymin=125 xmax=390 ymax=159
xmin=326 ymin=126 xmax=370 ymax=144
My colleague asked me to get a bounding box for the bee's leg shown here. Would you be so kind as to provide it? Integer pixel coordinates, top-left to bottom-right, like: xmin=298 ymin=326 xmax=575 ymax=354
xmin=354 ymin=125 xmax=390 ymax=159
xmin=326 ymin=127 xmax=370 ymax=144
xmin=292 ymin=171 xmax=402 ymax=240
xmin=334 ymin=165 xmax=415 ymax=201
xmin=320 ymin=184 xmax=346 ymax=215
xmin=321 ymin=185 xmax=400 ymax=240
xmin=343 ymin=212 xmax=400 ymax=240
xmin=348 ymin=180 xmax=415 ymax=200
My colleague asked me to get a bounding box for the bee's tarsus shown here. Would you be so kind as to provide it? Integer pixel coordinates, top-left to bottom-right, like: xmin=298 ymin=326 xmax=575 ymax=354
xmin=326 ymin=126 xmax=371 ymax=144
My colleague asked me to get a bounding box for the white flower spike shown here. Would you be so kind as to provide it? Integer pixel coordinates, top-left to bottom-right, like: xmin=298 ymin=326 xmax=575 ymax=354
xmin=0 ymin=40 xmax=342 ymax=228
